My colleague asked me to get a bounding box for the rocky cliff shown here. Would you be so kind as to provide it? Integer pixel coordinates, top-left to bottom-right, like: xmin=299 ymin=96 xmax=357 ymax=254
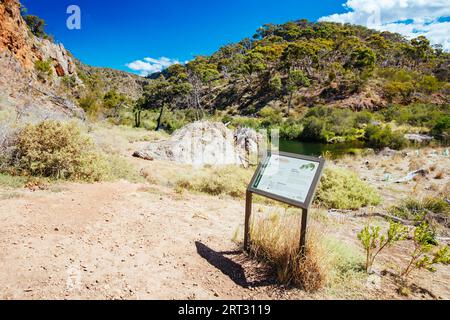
xmin=0 ymin=0 xmax=84 ymax=119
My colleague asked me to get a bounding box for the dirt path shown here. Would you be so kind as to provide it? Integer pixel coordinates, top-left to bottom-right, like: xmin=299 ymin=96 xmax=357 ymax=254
xmin=0 ymin=143 xmax=448 ymax=300
xmin=0 ymin=180 xmax=300 ymax=300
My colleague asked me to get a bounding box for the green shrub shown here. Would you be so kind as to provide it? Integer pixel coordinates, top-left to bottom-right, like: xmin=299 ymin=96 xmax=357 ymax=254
xmin=401 ymin=222 xmax=449 ymax=280
xmin=358 ymin=221 xmax=408 ymax=273
xmin=34 ymin=59 xmax=53 ymax=77
xmin=300 ymin=107 xmax=373 ymax=143
xmin=316 ymin=167 xmax=381 ymax=210
xmin=301 ymin=117 xmax=327 ymax=142
xmin=417 ymin=75 xmax=441 ymax=94
xmin=280 ymin=121 xmax=303 ymax=140
xmin=431 ymin=116 xmax=450 ymax=143
xmin=380 ymin=104 xmax=449 ymax=129
xmin=14 ymin=121 xmax=109 ymax=182
xmin=389 ymin=197 xmax=450 ymax=220
xmin=364 ymin=125 xmax=408 ymax=150
xmin=259 ymin=106 xmax=283 ymax=127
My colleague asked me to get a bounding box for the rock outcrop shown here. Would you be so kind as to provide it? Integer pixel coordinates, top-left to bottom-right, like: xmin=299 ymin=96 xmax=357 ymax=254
xmin=0 ymin=0 xmax=84 ymax=119
xmin=134 ymin=121 xmax=263 ymax=167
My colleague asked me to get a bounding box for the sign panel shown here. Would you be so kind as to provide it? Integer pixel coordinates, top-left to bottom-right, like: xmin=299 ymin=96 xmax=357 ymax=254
xmin=248 ymin=152 xmax=325 ymax=209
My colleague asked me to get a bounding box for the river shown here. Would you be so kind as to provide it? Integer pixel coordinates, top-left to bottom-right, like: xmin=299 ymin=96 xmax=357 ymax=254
xmin=279 ymin=140 xmax=367 ymax=158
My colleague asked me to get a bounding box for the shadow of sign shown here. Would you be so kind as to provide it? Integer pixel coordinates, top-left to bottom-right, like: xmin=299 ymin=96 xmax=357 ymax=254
xmin=195 ymin=241 xmax=276 ymax=288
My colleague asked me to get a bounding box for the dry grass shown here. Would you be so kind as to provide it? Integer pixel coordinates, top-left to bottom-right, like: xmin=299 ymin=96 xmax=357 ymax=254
xmin=434 ymin=171 xmax=445 ymax=180
xmin=140 ymin=161 xmax=254 ymax=199
xmin=0 ymin=173 xmax=27 ymax=189
xmin=87 ymin=122 xmax=168 ymax=155
xmin=248 ymin=208 xmax=365 ymax=294
xmin=249 ymin=209 xmax=328 ymax=292
xmin=409 ymin=157 xmax=427 ymax=171
xmin=175 ymin=165 xmax=253 ymax=198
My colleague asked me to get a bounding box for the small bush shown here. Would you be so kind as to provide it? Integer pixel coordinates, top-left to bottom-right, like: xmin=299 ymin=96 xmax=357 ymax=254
xmin=401 ymin=222 xmax=449 ymax=280
xmin=34 ymin=59 xmax=53 ymax=78
xmin=316 ymin=167 xmax=381 ymax=210
xmin=389 ymin=197 xmax=450 ymax=220
xmin=364 ymin=125 xmax=408 ymax=150
xmin=431 ymin=116 xmax=450 ymax=143
xmin=358 ymin=221 xmax=408 ymax=273
xmin=14 ymin=121 xmax=109 ymax=182
xmin=301 ymin=116 xmax=327 ymax=142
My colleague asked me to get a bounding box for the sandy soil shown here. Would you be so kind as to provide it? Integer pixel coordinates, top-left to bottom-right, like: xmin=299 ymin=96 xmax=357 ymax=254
xmin=0 ymin=140 xmax=448 ymax=300
xmin=0 ymin=180 xmax=295 ymax=300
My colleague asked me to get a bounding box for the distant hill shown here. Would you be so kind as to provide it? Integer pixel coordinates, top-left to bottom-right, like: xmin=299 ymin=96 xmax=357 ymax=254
xmin=141 ymin=20 xmax=449 ymax=115
xmin=76 ymin=63 xmax=150 ymax=101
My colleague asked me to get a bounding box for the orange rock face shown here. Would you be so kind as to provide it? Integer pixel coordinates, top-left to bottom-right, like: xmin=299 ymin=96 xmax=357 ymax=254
xmin=0 ymin=0 xmax=38 ymax=69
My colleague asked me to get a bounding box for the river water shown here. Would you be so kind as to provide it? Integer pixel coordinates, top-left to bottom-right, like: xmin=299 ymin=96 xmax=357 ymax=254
xmin=279 ymin=140 xmax=367 ymax=158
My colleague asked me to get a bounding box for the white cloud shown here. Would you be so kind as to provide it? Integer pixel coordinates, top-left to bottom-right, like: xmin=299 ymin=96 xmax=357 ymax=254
xmin=126 ymin=56 xmax=180 ymax=76
xmin=319 ymin=0 xmax=450 ymax=50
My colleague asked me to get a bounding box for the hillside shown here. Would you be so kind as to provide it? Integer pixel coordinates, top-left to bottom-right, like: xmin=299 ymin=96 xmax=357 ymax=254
xmin=0 ymin=0 xmax=148 ymax=121
xmin=76 ymin=63 xmax=150 ymax=101
xmin=140 ymin=20 xmax=449 ymax=116
xmin=0 ymin=0 xmax=85 ymax=119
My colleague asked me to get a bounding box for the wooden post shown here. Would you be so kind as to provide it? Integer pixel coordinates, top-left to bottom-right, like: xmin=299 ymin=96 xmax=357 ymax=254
xmin=299 ymin=208 xmax=308 ymax=257
xmin=244 ymin=190 xmax=253 ymax=252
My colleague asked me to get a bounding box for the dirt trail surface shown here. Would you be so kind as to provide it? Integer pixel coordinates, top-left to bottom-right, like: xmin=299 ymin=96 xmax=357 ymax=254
xmin=0 ymin=142 xmax=449 ymax=300
xmin=0 ymin=181 xmax=295 ymax=300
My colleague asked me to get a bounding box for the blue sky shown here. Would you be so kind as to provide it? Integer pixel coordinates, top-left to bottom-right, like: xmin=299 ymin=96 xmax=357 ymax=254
xmin=21 ymin=0 xmax=450 ymax=75
xmin=20 ymin=0 xmax=346 ymax=72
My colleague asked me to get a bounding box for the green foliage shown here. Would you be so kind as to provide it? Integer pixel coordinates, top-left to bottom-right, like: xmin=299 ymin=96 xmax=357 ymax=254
xmin=358 ymin=221 xmax=408 ymax=273
xmin=259 ymin=106 xmax=283 ymax=127
xmin=14 ymin=121 xmax=109 ymax=182
xmin=417 ymin=75 xmax=441 ymax=94
xmin=287 ymin=70 xmax=310 ymax=91
xmin=102 ymin=89 xmax=130 ymax=119
xmin=431 ymin=116 xmax=450 ymax=143
xmin=364 ymin=125 xmax=408 ymax=150
xmin=348 ymin=47 xmax=376 ymax=73
xmin=133 ymin=19 xmax=448 ymax=134
xmin=380 ymin=104 xmax=449 ymax=129
xmin=401 ymin=222 xmax=449 ymax=279
xmin=299 ymin=106 xmax=367 ymax=143
xmin=389 ymin=197 xmax=450 ymax=221
xmin=269 ymin=74 xmax=282 ymax=94
xmin=34 ymin=59 xmax=53 ymax=79
xmin=23 ymin=14 xmax=51 ymax=40
xmin=279 ymin=118 xmax=303 ymax=140
xmin=316 ymin=167 xmax=381 ymax=210
xmin=301 ymin=117 xmax=327 ymax=142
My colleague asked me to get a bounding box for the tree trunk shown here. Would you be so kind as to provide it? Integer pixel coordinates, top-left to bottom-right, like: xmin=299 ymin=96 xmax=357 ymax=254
xmin=156 ymin=104 xmax=165 ymax=131
xmin=134 ymin=110 xmax=141 ymax=128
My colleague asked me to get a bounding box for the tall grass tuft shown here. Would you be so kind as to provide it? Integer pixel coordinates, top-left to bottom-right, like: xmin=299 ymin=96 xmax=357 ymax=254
xmin=249 ymin=209 xmax=329 ymax=292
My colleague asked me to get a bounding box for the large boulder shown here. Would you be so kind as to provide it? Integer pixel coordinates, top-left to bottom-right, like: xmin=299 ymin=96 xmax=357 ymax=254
xmin=133 ymin=121 xmax=263 ymax=167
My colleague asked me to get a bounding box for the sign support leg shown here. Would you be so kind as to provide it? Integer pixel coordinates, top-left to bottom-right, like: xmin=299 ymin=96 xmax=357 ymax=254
xmin=244 ymin=191 xmax=253 ymax=252
xmin=299 ymin=208 xmax=308 ymax=257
